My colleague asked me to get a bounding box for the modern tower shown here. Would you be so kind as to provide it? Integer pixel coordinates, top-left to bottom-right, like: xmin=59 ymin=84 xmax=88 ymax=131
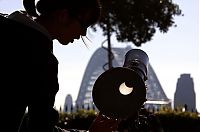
xmin=75 ymin=46 xmax=171 ymax=110
xmin=174 ymin=74 xmax=196 ymax=111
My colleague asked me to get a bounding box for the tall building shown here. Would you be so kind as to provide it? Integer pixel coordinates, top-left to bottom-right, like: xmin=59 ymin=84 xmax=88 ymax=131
xmin=174 ymin=74 xmax=196 ymax=111
xmin=75 ymin=46 xmax=171 ymax=111
xmin=63 ymin=94 xmax=73 ymax=113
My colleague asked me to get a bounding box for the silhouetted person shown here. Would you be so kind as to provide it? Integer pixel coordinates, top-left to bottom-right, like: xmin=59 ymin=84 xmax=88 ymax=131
xmin=0 ymin=0 xmax=101 ymax=131
xmin=184 ymin=104 xmax=188 ymax=111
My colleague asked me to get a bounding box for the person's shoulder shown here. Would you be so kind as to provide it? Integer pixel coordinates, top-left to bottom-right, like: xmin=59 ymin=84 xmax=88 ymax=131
xmin=0 ymin=14 xmax=15 ymax=30
xmin=0 ymin=12 xmax=45 ymax=38
xmin=0 ymin=13 xmax=35 ymax=37
xmin=0 ymin=11 xmax=52 ymax=51
xmin=0 ymin=13 xmax=49 ymax=42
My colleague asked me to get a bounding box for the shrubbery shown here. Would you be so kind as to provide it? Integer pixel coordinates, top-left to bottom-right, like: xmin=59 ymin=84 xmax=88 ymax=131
xmin=155 ymin=109 xmax=200 ymax=132
xmin=57 ymin=109 xmax=97 ymax=130
xmin=57 ymin=109 xmax=200 ymax=132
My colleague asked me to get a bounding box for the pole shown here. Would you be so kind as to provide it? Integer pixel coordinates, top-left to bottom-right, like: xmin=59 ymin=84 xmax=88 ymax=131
xmin=107 ymin=14 xmax=112 ymax=69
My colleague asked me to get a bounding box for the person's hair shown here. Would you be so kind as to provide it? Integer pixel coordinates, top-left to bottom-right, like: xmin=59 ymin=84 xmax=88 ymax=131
xmin=23 ymin=0 xmax=101 ymax=25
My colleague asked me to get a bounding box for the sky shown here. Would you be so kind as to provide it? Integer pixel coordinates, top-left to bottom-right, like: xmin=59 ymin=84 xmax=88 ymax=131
xmin=0 ymin=0 xmax=199 ymax=112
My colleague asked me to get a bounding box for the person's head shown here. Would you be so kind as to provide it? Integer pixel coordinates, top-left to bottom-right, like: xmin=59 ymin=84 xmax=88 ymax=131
xmin=23 ymin=0 xmax=101 ymax=45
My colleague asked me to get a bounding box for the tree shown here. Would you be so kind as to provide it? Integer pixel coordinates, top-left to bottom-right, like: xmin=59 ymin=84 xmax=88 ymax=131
xmin=92 ymin=0 xmax=183 ymax=68
xmin=96 ymin=0 xmax=182 ymax=46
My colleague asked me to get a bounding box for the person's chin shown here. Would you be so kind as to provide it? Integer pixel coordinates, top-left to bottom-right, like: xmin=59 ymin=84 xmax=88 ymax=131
xmin=70 ymin=40 xmax=74 ymax=43
xmin=59 ymin=40 xmax=71 ymax=45
xmin=65 ymin=39 xmax=74 ymax=44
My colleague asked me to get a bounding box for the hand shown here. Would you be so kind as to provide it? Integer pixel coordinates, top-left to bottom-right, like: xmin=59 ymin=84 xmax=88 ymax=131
xmin=88 ymin=112 xmax=120 ymax=132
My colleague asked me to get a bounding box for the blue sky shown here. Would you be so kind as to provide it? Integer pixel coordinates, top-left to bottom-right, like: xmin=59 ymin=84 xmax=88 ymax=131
xmin=0 ymin=0 xmax=199 ymax=112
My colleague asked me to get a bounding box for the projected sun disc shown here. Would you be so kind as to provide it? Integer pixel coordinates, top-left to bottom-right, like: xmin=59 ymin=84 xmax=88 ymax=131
xmin=119 ymin=82 xmax=133 ymax=95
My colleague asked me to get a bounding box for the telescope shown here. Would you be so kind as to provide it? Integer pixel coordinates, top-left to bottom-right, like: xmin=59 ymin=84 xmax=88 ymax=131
xmin=92 ymin=49 xmax=149 ymax=119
